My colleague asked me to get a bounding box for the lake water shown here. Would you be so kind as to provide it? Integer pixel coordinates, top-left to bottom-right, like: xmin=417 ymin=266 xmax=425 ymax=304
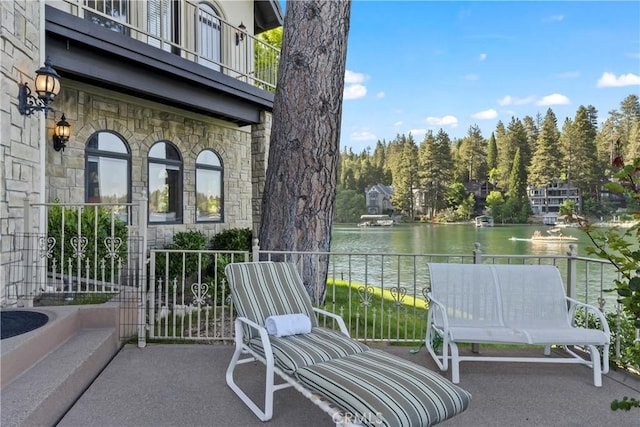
xmin=331 ymin=223 xmax=590 ymax=257
xmin=329 ymin=223 xmax=619 ymax=306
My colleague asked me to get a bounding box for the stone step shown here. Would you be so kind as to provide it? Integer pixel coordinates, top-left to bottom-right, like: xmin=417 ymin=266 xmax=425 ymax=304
xmin=1 ymin=327 xmax=119 ymax=427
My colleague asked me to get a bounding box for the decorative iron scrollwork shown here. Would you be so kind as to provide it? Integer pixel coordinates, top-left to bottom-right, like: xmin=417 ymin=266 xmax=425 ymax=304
xmin=191 ymin=283 xmax=209 ymax=306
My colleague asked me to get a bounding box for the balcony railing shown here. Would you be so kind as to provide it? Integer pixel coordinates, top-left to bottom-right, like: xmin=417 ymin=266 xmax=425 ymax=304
xmin=143 ymin=243 xmax=638 ymax=374
xmin=54 ymin=0 xmax=280 ymax=91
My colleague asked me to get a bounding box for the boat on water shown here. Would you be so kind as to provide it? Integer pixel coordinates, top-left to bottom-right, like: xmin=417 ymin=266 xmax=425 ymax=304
xmin=358 ymin=214 xmax=395 ymax=227
xmin=475 ymin=215 xmax=494 ymax=227
xmin=509 ymin=228 xmax=578 ymax=243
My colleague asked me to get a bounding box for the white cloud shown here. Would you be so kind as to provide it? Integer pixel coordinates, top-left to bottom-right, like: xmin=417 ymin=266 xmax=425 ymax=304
xmin=479 ymin=53 xmax=487 ymax=61
xmin=627 ymin=52 xmax=640 ymax=60
xmin=343 ymin=84 xmax=367 ymax=100
xmin=394 ymin=121 xmax=404 ymax=127
xmin=350 ymin=129 xmax=377 ymax=141
xmin=542 ymin=14 xmax=564 ymax=23
xmin=497 ymin=96 xmax=512 ymax=106
xmin=425 ymin=115 xmax=459 ymax=128
xmin=472 ymin=109 xmax=498 ymax=120
xmin=376 ymin=92 xmax=385 ymax=99
xmin=555 ymin=71 xmax=580 ymax=79
xmin=497 ymin=95 xmax=536 ymax=106
xmin=464 ymin=74 xmax=479 ymax=81
xmin=597 ymin=72 xmax=640 ymax=88
xmin=344 ymin=70 xmax=366 ymax=84
xmin=408 ymin=128 xmax=427 ymax=136
xmin=537 ymin=93 xmax=570 ymax=106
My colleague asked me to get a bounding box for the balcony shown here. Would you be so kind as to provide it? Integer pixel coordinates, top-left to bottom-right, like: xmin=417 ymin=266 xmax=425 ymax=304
xmin=2 ymin=234 xmax=639 ymax=425
xmin=51 ymin=0 xmax=280 ymax=92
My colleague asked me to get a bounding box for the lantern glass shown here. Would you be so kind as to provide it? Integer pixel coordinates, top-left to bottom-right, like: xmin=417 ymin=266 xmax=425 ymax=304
xmin=34 ymin=58 xmax=61 ymax=102
xmin=55 ymin=115 xmax=71 ymax=138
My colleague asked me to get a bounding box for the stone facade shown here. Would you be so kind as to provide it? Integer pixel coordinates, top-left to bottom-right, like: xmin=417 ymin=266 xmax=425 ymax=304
xmin=1 ymin=1 xmax=46 ymax=305
xmin=1 ymin=1 xmax=45 ymax=234
xmin=1 ymin=1 xmax=275 ymax=306
xmin=251 ymin=110 xmax=271 ymax=234
xmin=49 ymin=80 xmax=266 ymax=248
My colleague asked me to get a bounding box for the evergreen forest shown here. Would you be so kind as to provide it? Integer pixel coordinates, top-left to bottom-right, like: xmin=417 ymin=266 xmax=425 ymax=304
xmin=335 ymin=94 xmax=640 ymax=224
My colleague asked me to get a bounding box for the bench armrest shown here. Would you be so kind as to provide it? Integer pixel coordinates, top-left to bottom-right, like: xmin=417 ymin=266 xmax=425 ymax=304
xmin=426 ymin=293 xmax=451 ymax=332
xmin=313 ymin=307 xmax=350 ymax=337
xmin=566 ymin=297 xmax=611 ymax=337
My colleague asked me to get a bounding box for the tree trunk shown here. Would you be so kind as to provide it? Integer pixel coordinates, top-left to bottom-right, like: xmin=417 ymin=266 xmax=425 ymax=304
xmin=258 ymin=0 xmax=351 ymax=304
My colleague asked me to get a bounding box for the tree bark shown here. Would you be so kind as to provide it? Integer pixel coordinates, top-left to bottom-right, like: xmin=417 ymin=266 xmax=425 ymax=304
xmin=259 ymin=0 xmax=351 ymax=304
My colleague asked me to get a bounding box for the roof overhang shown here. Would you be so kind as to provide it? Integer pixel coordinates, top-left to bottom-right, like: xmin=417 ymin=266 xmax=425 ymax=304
xmin=255 ymin=0 xmax=284 ymax=33
xmin=45 ymin=5 xmax=275 ymax=126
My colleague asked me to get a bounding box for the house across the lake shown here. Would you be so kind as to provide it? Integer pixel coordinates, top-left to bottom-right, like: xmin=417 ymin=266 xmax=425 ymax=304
xmin=364 ymin=184 xmax=394 ymax=215
xmin=527 ymin=181 xmax=581 ymax=215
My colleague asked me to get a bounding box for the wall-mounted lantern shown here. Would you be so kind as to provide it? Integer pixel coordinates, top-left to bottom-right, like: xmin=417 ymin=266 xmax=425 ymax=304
xmin=18 ymin=57 xmax=61 ymax=117
xmin=235 ymin=22 xmax=246 ymax=45
xmin=53 ymin=114 xmax=70 ymax=152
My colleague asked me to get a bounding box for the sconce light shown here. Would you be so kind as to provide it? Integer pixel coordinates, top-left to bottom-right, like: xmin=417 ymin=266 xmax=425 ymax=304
xmin=53 ymin=114 xmax=70 ymax=152
xmin=18 ymin=57 xmax=61 ymax=117
xmin=235 ymin=22 xmax=246 ymax=45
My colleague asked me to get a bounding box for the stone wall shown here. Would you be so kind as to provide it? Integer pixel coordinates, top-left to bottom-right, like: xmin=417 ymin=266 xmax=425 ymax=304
xmin=251 ymin=110 xmax=271 ymax=236
xmin=48 ymin=80 xmax=258 ymax=249
xmin=1 ymin=1 xmax=45 ymax=306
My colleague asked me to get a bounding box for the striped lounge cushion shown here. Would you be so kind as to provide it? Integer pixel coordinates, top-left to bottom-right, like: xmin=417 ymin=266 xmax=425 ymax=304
xmin=294 ymin=349 xmax=471 ymax=427
xmin=249 ymin=327 xmax=369 ymax=374
xmin=225 ymin=262 xmax=318 ymax=339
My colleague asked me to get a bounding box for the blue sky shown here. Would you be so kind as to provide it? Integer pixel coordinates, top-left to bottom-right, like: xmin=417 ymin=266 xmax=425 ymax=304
xmin=282 ymin=1 xmax=640 ymax=152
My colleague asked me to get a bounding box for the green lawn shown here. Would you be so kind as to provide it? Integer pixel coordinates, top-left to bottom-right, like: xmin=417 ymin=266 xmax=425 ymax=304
xmin=319 ymin=279 xmax=429 ymax=343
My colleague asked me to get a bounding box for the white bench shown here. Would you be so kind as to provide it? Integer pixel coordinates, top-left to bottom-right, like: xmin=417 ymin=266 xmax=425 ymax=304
xmin=425 ymin=263 xmax=611 ymax=386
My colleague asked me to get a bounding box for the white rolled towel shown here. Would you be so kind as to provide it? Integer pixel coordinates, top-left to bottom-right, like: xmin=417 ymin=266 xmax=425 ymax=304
xmin=265 ymin=313 xmax=312 ymax=337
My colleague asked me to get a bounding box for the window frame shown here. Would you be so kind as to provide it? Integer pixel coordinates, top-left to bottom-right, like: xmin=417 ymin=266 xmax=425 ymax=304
xmin=84 ymin=130 xmax=132 ymax=206
xmin=148 ymin=140 xmax=184 ymax=225
xmin=195 ymin=149 xmax=224 ymax=223
xmin=195 ymin=2 xmax=223 ymax=71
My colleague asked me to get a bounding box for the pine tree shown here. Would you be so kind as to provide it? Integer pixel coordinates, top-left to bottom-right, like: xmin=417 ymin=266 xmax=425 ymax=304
xmin=523 ymin=115 xmax=539 ymax=157
xmin=418 ymin=130 xmax=453 ymax=217
xmin=506 ymin=147 xmax=530 ymax=222
xmin=507 ymin=147 xmax=527 ymax=201
xmin=528 ymin=108 xmax=561 ymax=187
xmin=390 ymin=134 xmax=419 ymax=218
xmin=487 ymin=132 xmax=498 ymax=171
xmin=566 ymin=106 xmax=602 ymax=199
xmin=458 ymin=125 xmax=487 ymax=182
xmin=259 ymin=0 xmax=351 ymax=302
xmin=499 ymin=117 xmax=529 ymax=193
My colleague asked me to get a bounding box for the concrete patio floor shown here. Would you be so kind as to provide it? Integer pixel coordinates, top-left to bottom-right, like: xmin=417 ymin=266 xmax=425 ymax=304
xmin=59 ymin=343 xmax=640 ymax=427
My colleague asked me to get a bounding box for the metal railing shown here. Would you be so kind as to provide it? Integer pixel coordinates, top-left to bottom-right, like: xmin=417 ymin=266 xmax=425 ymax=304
xmin=55 ymin=0 xmax=280 ymax=91
xmin=141 ymin=242 xmax=637 ymax=373
xmin=3 ymin=199 xmax=147 ymax=307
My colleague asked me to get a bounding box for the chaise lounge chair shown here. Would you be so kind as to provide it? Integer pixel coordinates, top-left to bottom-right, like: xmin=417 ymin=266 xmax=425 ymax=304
xmin=225 ymin=261 xmax=471 ymax=426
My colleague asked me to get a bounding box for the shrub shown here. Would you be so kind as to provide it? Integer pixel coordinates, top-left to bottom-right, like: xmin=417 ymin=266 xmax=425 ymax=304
xmin=210 ymin=227 xmax=253 ymax=250
xmin=154 ymin=231 xmax=209 ymax=284
xmin=205 ymin=228 xmax=253 ymax=304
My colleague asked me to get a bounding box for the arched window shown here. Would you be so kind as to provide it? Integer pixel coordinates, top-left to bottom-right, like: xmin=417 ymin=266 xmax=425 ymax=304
xmin=196 ymin=2 xmax=222 ymax=71
xmin=85 ymin=131 xmax=131 ymax=210
xmin=148 ymin=141 xmax=183 ymax=223
xmin=196 ymin=149 xmax=223 ymax=222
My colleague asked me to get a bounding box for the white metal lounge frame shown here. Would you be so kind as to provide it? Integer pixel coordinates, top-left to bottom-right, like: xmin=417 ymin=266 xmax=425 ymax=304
xmin=226 ymin=307 xmax=353 ymax=424
xmin=425 ymin=263 xmax=611 ymax=387
xmin=225 ymin=261 xmax=471 ymax=426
